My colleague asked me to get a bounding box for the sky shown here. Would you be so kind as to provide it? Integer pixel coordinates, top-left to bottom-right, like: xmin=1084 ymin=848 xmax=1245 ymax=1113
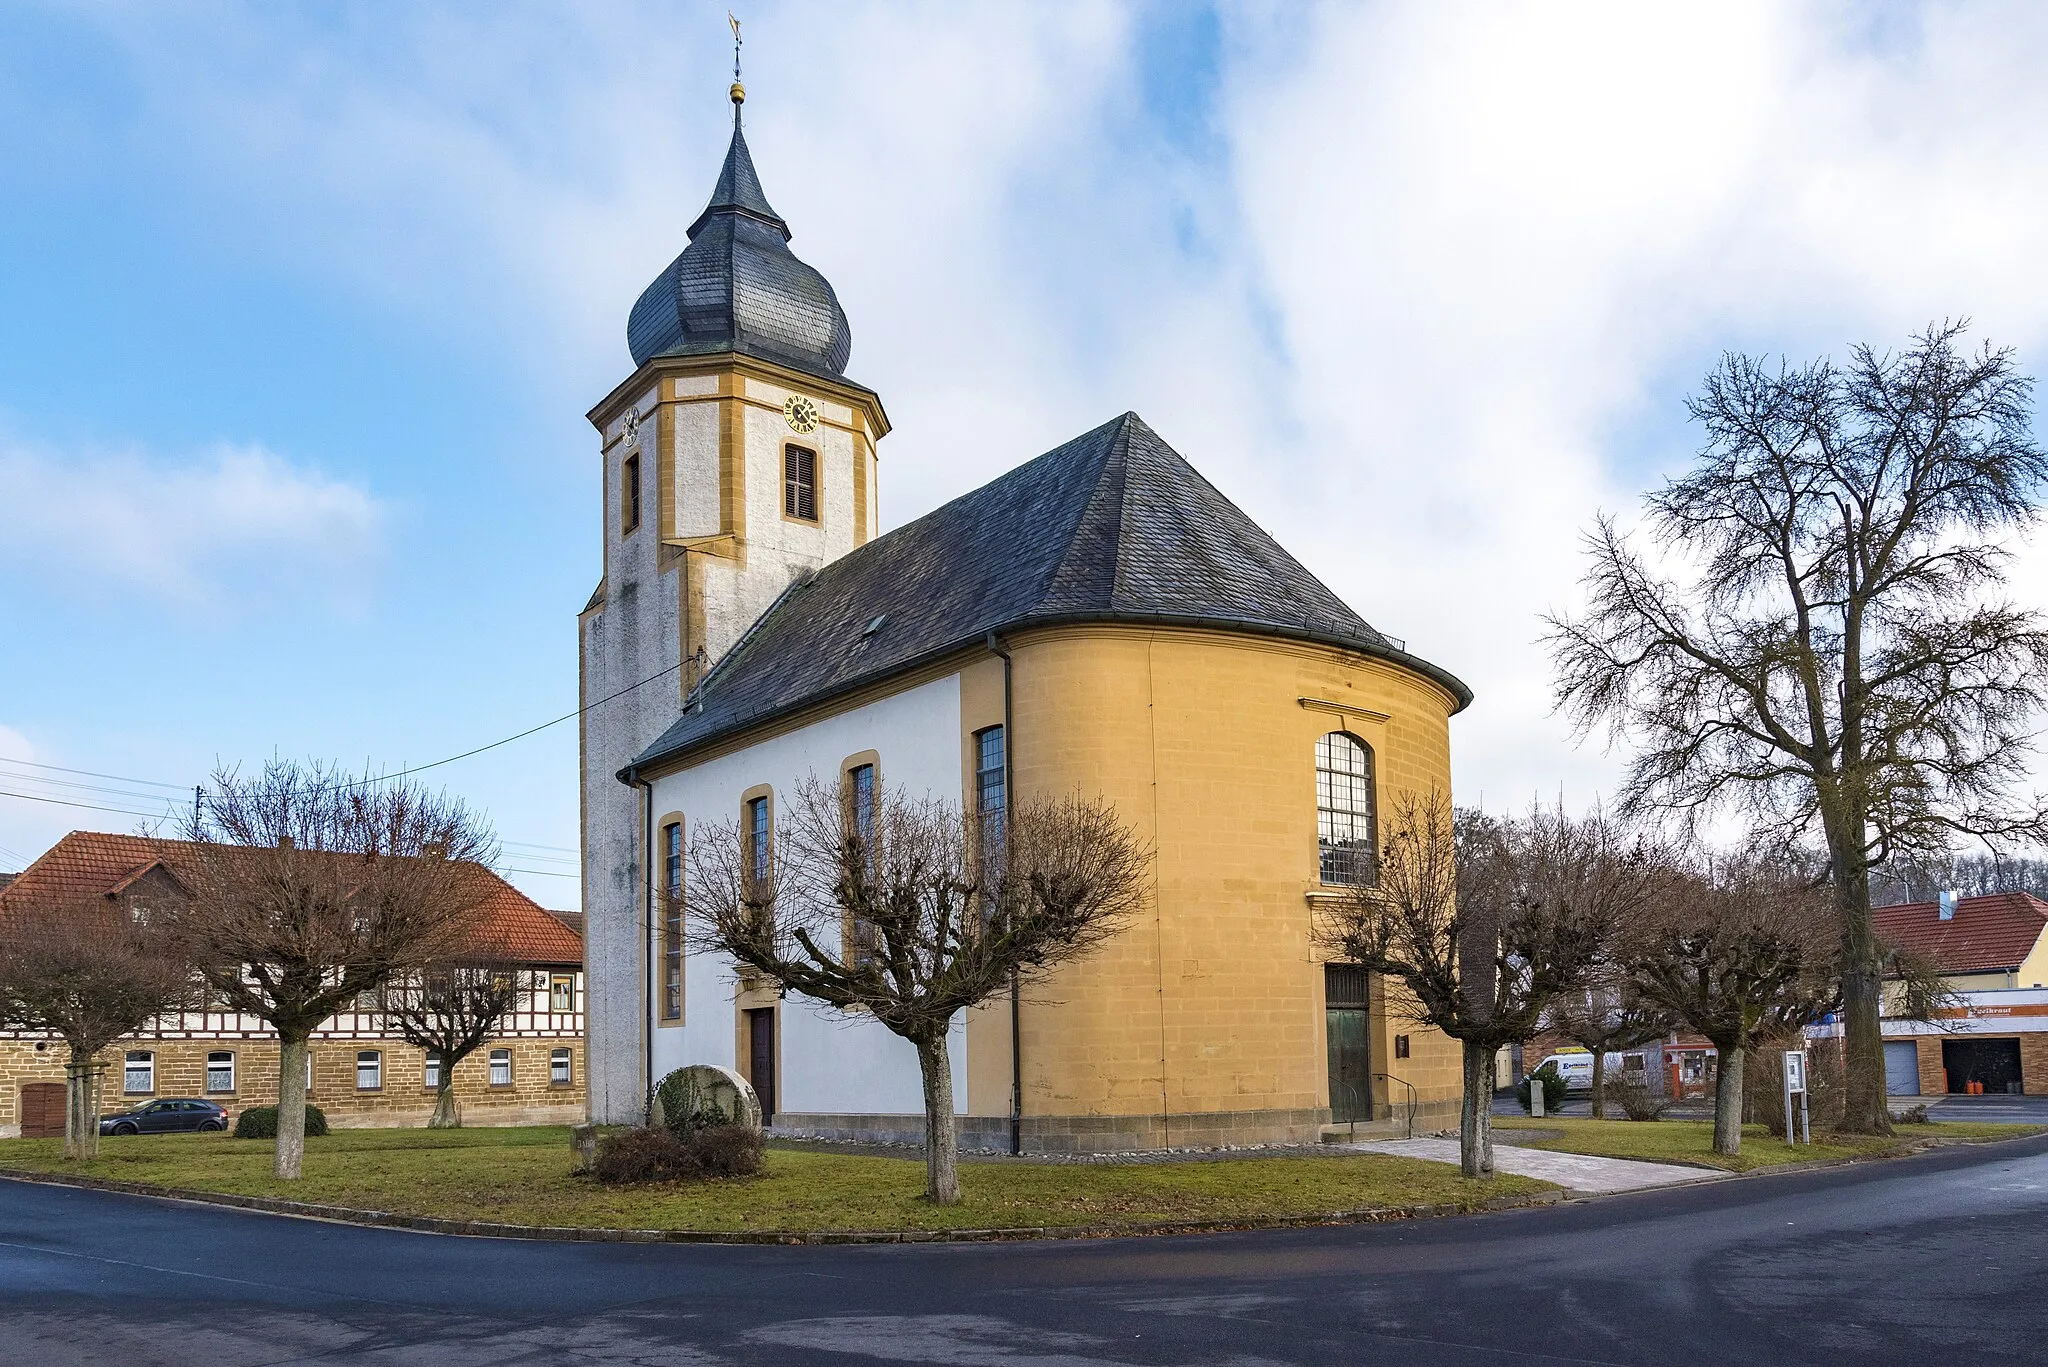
xmin=4 ymin=0 xmax=2048 ymax=905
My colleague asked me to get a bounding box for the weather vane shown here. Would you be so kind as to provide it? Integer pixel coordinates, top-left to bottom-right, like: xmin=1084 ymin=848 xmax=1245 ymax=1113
xmin=728 ymin=13 xmax=745 ymax=118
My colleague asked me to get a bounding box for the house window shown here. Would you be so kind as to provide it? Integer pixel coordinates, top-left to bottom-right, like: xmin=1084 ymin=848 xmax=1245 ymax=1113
xmin=746 ymin=795 xmax=772 ymax=887
xmin=489 ymin=1048 xmax=512 ymax=1088
xmin=124 ymin=1050 xmax=154 ymax=1094
xmin=1395 ymin=1034 xmax=1411 ymax=1060
xmin=1316 ymin=731 xmax=1377 ymax=886
xmin=662 ymin=820 xmax=683 ymax=1021
xmin=622 ymin=451 xmax=642 ymax=534
xmin=551 ymin=973 xmax=577 ymax=1013
xmin=423 ymin=1050 xmax=442 ymax=1091
xmin=847 ymin=762 xmax=880 ymax=964
xmin=356 ymin=1050 xmax=382 ymax=1091
xmin=551 ymin=1047 xmax=573 ymax=1087
xmin=783 ymin=444 xmax=818 ymax=521
xmin=206 ymin=1051 xmax=235 ymax=1094
xmin=974 ymin=726 xmax=1006 ymax=891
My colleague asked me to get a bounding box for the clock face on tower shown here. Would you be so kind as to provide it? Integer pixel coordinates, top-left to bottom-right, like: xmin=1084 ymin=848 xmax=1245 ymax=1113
xmin=783 ymin=394 xmax=821 ymax=434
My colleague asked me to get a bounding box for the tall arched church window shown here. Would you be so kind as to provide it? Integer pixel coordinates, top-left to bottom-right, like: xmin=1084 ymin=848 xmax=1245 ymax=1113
xmin=1316 ymin=731 xmax=1377 ymax=886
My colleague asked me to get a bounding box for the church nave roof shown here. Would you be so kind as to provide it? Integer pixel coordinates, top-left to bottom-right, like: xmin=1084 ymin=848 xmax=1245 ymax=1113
xmin=628 ymin=413 xmax=1471 ymax=774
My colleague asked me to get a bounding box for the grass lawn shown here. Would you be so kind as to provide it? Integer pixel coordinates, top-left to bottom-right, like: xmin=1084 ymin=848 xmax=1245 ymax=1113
xmin=1494 ymin=1116 xmax=2043 ymax=1173
xmin=0 ymin=1127 xmax=1550 ymax=1233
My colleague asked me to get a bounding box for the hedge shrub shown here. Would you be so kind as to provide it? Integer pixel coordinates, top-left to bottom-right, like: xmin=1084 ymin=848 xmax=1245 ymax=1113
xmin=593 ymin=1123 xmax=765 ymax=1184
xmin=689 ymin=1122 xmax=766 ymax=1178
xmin=233 ymin=1104 xmax=328 ymax=1139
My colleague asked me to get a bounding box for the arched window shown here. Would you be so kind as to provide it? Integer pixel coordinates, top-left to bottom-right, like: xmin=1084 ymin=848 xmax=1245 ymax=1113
xmin=1316 ymin=732 xmax=1377 ymax=886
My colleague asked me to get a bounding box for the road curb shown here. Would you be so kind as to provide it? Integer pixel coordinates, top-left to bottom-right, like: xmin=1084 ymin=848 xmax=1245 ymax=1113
xmin=1510 ymin=1126 xmax=2048 ymax=1192
xmin=0 ymin=1168 xmax=1563 ymax=1244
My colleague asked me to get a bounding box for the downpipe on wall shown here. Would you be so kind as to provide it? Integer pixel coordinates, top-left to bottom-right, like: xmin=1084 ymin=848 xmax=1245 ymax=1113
xmin=986 ymin=631 xmax=1021 ymax=1156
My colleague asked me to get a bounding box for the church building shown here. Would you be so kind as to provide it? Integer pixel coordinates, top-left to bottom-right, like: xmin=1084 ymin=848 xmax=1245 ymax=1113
xmin=578 ymin=84 xmax=1473 ymax=1150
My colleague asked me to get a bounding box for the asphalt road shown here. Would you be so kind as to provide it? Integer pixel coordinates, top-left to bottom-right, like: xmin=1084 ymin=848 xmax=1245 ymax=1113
xmin=4 ymin=1135 xmax=2047 ymax=1366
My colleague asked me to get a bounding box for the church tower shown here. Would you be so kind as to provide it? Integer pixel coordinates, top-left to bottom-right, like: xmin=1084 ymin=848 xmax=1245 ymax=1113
xmin=578 ymin=78 xmax=889 ymax=1122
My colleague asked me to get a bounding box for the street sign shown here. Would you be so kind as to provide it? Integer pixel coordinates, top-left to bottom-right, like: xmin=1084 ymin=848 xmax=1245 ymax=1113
xmin=1783 ymin=1049 xmax=1811 ymax=1145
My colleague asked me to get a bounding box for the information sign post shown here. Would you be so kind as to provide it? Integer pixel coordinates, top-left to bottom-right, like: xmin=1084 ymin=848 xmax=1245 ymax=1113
xmin=1783 ymin=1049 xmax=1811 ymax=1145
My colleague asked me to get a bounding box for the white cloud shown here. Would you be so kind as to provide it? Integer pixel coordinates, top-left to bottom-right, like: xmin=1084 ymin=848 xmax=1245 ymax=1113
xmin=26 ymin=0 xmax=2048 ymax=823
xmin=0 ymin=438 xmax=383 ymax=613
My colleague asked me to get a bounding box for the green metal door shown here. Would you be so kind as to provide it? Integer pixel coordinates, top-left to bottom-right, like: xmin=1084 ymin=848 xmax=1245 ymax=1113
xmin=1327 ymin=1007 xmax=1371 ymax=1122
xmin=1325 ymin=964 xmax=1373 ymax=1123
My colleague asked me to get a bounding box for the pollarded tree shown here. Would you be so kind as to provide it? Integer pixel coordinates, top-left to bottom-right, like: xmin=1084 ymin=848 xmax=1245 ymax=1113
xmin=172 ymin=761 xmax=497 ymax=1178
xmin=1620 ymin=853 xmax=1840 ymax=1156
xmin=383 ymin=959 xmax=521 ymax=1128
xmin=1542 ymin=970 xmax=1674 ymax=1120
xmin=1319 ymin=795 xmax=1660 ymax=1177
xmin=685 ymin=776 xmax=1147 ymax=1204
xmin=1549 ymin=322 xmax=2048 ymax=1134
xmin=0 ymin=894 xmax=192 ymax=1159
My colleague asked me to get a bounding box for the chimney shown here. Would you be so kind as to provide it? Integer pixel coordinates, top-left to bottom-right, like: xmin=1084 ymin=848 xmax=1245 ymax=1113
xmin=1939 ymin=890 xmax=1958 ymax=921
xmin=277 ymin=834 xmax=294 ymax=851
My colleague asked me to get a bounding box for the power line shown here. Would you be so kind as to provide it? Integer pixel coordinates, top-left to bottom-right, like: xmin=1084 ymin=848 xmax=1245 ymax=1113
xmin=0 ymin=658 xmax=685 ymax=872
xmin=0 ymin=756 xmax=189 ymax=790
xmin=0 ymin=767 xmax=195 ymax=807
xmin=347 ymin=660 xmax=683 ymax=789
xmin=0 ymin=788 xmax=178 ymax=820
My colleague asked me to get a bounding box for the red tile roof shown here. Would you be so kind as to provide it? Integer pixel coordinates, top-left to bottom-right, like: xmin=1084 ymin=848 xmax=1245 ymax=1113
xmin=0 ymin=830 xmax=581 ymax=967
xmin=1873 ymin=891 xmax=2048 ymax=975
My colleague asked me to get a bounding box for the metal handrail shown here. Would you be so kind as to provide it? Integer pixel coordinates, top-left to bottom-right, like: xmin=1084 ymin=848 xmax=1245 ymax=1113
xmin=1374 ymin=1072 xmax=1418 ymax=1139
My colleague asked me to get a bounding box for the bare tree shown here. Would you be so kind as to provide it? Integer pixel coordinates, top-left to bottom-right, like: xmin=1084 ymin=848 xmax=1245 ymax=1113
xmin=1319 ymin=795 xmax=1659 ymax=1177
xmin=1549 ymin=322 xmax=2048 ymax=1133
xmin=686 ymin=777 xmax=1148 ymax=1204
xmin=0 ymin=895 xmax=191 ymax=1159
xmin=383 ymin=960 xmax=521 ymax=1128
xmin=1542 ymin=972 xmax=1673 ymax=1120
xmin=1620 ymin=854 xmax=1840 ymax=1155
xmin=1872 ymin=851 xmax=2048 ymax=907
xmin=171 ymin=761 xmax=497 ymax=1178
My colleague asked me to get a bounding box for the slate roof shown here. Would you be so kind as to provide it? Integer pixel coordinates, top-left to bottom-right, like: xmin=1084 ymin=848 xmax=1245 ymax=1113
xmin=631 ymin=412 xmax=1472 ymax=774
xmin=0 ymin=831 xmax=583 ymax=967
xmin=626 ymin=117 xmax=853 ymax=380
xmin=1874 ymin=891 xmax=2048 ymax=975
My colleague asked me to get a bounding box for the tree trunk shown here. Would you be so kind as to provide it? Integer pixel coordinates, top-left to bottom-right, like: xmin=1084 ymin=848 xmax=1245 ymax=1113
xmin=1817 ymin=801 xmax=1891 ymax=1136
xmin=1833 ymin=864 xmax=1892 ymax=1136
xmin=276 ymin=1035 xmax=310 ymax=1180
xmin=1590 ymin=1048 xmax=1607 ymax=1121
xmin=1459 ymin=1038 xmax=1494 ymax=1178
xmin=915 ymin=1031 xmax=960 ymax=1205
xmin=63 ymin=1056 xmax=101 ymax=1161
xmin=429 ymin=1080 xmax=461 ymax=1128
xmin=1712 ymin=1044 xmax=1745 ymax=1156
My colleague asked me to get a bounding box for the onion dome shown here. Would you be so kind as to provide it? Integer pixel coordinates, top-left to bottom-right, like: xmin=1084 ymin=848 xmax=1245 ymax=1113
xmin=626 ymin=107 xmax=853 ymax=379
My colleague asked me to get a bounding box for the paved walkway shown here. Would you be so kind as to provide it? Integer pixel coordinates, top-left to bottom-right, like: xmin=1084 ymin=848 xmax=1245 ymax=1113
xmin=1339 ymin=1136 xmax=1723 ymax=1194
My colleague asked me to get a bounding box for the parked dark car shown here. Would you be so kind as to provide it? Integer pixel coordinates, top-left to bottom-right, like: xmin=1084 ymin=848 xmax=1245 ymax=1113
xmin=98 ymin=1098 xmax=228 ymax=1136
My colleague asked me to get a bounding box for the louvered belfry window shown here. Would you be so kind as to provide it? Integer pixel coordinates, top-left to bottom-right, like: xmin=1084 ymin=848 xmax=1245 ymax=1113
xmin=784 ymin=444 xmax=818 ymax=521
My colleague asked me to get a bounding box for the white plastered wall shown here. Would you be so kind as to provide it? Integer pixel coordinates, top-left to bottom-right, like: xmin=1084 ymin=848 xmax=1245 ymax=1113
xmin=648 ymin=672 xmax=968 ymax=1116
xmin=580 ymin=378 xmax=682 ymax=1123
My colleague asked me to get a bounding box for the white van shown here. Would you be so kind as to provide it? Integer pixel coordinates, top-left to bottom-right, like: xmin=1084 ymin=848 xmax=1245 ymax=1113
xmin=1534 ymin=1052 xmax=1637 ymax=1092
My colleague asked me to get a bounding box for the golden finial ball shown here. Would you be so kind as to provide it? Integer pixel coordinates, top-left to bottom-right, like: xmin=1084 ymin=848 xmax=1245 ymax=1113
xmin=730 ymin=81 xmax=746 ymax=105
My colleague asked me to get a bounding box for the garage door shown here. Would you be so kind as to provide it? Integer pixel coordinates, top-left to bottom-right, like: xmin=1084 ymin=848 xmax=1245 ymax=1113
xmin=1942 ymin=1037 xmax=2024 ymax=1094
xmin=1883 ymin=1041 xmax=1922 ymax=1096
xmin=19 ymin=1082 xmax=65 ymax=1138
